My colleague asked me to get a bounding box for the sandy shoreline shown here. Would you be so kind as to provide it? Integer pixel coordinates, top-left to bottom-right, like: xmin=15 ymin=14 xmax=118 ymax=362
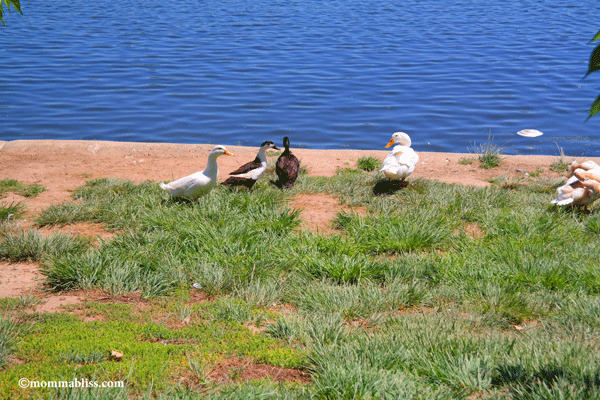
xmin=0 ymin=139 xmax=596 ymax=215
xmin=0 ymin=138 xmax=597 ymax=302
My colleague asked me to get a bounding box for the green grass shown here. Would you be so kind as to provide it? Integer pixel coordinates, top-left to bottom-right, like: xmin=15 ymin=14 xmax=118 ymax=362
xmin=458 ymin=156 xmax=476 ymax=165
xmin=0 ymin=300 xmax=305 ymax=399
xmin=332 ymin=208 xmax=452 ymax=253
xmin=2 ymin=172 xmax=600 ymax=398
xmin=478 ymin=149 xmax=502 ymax=169
xmin=356 ymin=156 xmax=382 ymax=172
xmin=0 ymin=201 xmax=25 ymax=222
xmin=0 ymin=229 xmax=91 ymax=262
xmin=471 ymin=135 xmax=504 ymax=169
xmin=548 ymin=144 xmax=573 ymax=173
xmin=487 ymin=175 xmax=563 ymax=194
xmin=0 ymin=302 xmax=35 ymax=370
xmin=528 ymin=167 xmax=545 ymax=177
xmin=549 ymin=157 xmax=572 ymax=173
xmin=0 ymin=179 xmax=46 ymax=198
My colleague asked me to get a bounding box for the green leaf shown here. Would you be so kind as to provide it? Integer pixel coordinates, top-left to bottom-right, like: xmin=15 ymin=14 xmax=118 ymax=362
xmin=9 ymin=0 xmax=21 ymax=14
xmin=2 ymin=0 xmax=21 ymax=14
xmin=0 ymin=0 xmax=22 ymax=26
xmin=585 ymin=43 xmax=600 ymax=77
xmin=591 ymin=29 xmax=600 ymax=43
xmin=587 ymin=94 xmax=600 ymax=120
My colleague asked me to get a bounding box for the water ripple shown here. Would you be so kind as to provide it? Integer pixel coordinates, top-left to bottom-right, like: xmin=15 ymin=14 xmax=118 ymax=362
xmin=2 ymin=0 xmax=600 ymax=156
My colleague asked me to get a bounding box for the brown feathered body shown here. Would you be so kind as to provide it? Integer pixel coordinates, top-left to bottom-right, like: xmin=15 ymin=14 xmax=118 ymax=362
xmin=275 ymin=137 xmax=299 ymax=189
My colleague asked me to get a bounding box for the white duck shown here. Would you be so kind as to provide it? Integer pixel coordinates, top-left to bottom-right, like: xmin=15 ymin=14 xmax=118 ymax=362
xmin=381 ymin=132 xmax=419 ymax=181
xmin=551 ymin=160 xmax=600 ymax=207
xmin=159 ymin=145 xmax=233 ymax=200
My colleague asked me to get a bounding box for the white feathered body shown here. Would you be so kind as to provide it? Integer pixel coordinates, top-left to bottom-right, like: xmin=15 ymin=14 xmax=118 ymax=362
xmin=160 ymin=169 xmax=217 ymax=199
xmin=229 ymin=161 xmax=267 ymax=181
xmin=381 ymin=145 xmax=419 ymax=180
xmin=551 ymin=160 xmax=600 ymax=206
xmin=160 ymin=145 xmax=231 ymax=199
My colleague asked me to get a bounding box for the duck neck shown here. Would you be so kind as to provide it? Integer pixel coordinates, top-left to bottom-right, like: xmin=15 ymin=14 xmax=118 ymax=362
xmin=256 ymin=147 xmax=268 ymax=164
xmin=204 ymin=153 xmax=220 ymax=179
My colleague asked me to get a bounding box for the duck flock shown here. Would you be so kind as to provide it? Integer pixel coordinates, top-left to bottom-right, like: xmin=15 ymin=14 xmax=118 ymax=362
xmin=160 ymin=136 xmax=301 ymax=200
xmin=159 ymin=132 xmax=600 ymax=209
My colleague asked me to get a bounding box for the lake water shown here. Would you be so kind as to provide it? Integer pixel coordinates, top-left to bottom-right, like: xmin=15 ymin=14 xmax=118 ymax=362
xmin=2 ymin=0 xmax=600 ymax=156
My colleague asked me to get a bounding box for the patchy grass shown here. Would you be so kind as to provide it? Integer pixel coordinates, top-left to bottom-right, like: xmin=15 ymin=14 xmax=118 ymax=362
xmin=0 ymin=179 xmax=46 ymax=198
xmin=356 ymin=156 xmax=382 ymax=172
xmin=549 ymin=157 xmax=573 ymax=173
xmin=0 ymin=300 xmax=306 ymax=399
xmin=2 ymin=171 xmax=600 ymax=398
xmin=0 ymin=229 xmax=91 ymax=262
xmin=458 ymin=156 xmax=476 ymax=165
xmin=478 ymin=148 xmax=502 ymax=169
xmin=471 ymin=135 xmax=504 ymax=169
xmin=487 ymin=175 xmax=564 ymax=195
xmin=548 ymin=144 xmax=573 ymax=173
xmin=528 ymin=167 xmax=545 ymax=177
xmin=0 ymin=201 xmax=25 ymax=223
xmin=0 ymin=303 xmax=35 ymax=370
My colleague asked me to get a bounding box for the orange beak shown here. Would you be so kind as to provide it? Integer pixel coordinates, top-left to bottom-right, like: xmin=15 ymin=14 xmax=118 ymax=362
xmin=385 ymin=139 xmax=395 ymax=148
xmin=224 ymin=150 xmax=234 ymax=156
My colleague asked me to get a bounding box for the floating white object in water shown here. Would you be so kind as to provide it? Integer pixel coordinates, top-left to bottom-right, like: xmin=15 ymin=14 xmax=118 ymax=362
xmin=517 ymin=129 xmax=543 ymax=137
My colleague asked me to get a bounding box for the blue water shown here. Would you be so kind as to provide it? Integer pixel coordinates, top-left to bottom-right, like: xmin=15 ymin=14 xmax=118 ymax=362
xmin=2 ymin=0 xmax=600 ymax=156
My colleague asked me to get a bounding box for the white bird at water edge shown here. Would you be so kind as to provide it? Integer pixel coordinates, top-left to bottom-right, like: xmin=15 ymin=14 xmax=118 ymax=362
xmin=380 ymin=132 xmax=419 ymax=181
xmin=159 ymin=145 xmax=234 ymax=200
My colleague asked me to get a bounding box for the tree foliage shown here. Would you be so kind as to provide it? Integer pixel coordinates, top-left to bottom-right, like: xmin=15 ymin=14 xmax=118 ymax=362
xmin=586 ymin=30 xmax=600 ymax=119
xmin=0 ymin=0 xmax=22 ymax=26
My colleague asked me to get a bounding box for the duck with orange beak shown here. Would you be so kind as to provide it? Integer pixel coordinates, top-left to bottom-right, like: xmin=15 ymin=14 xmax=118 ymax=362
xmin=380 ymin=132 xmax=419 ymax=181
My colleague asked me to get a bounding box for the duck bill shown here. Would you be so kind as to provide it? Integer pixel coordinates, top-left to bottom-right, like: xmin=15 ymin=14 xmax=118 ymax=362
xmin=385 ymin=139 xmax=395 ymax=148
xmin=224 ymin=150 xmax=234 ymax=156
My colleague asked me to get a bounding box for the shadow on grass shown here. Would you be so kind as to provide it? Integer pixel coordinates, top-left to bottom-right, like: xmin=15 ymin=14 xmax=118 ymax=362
xmin=167 ymin=197 xmax=197 ymax=205
xmin=551 ymin=202 xmax=599 ymax=217
xmin=372 ymin=179 xmax=409 ymax=196
xmin=492 ymin=362 xmax=600 ymax=394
